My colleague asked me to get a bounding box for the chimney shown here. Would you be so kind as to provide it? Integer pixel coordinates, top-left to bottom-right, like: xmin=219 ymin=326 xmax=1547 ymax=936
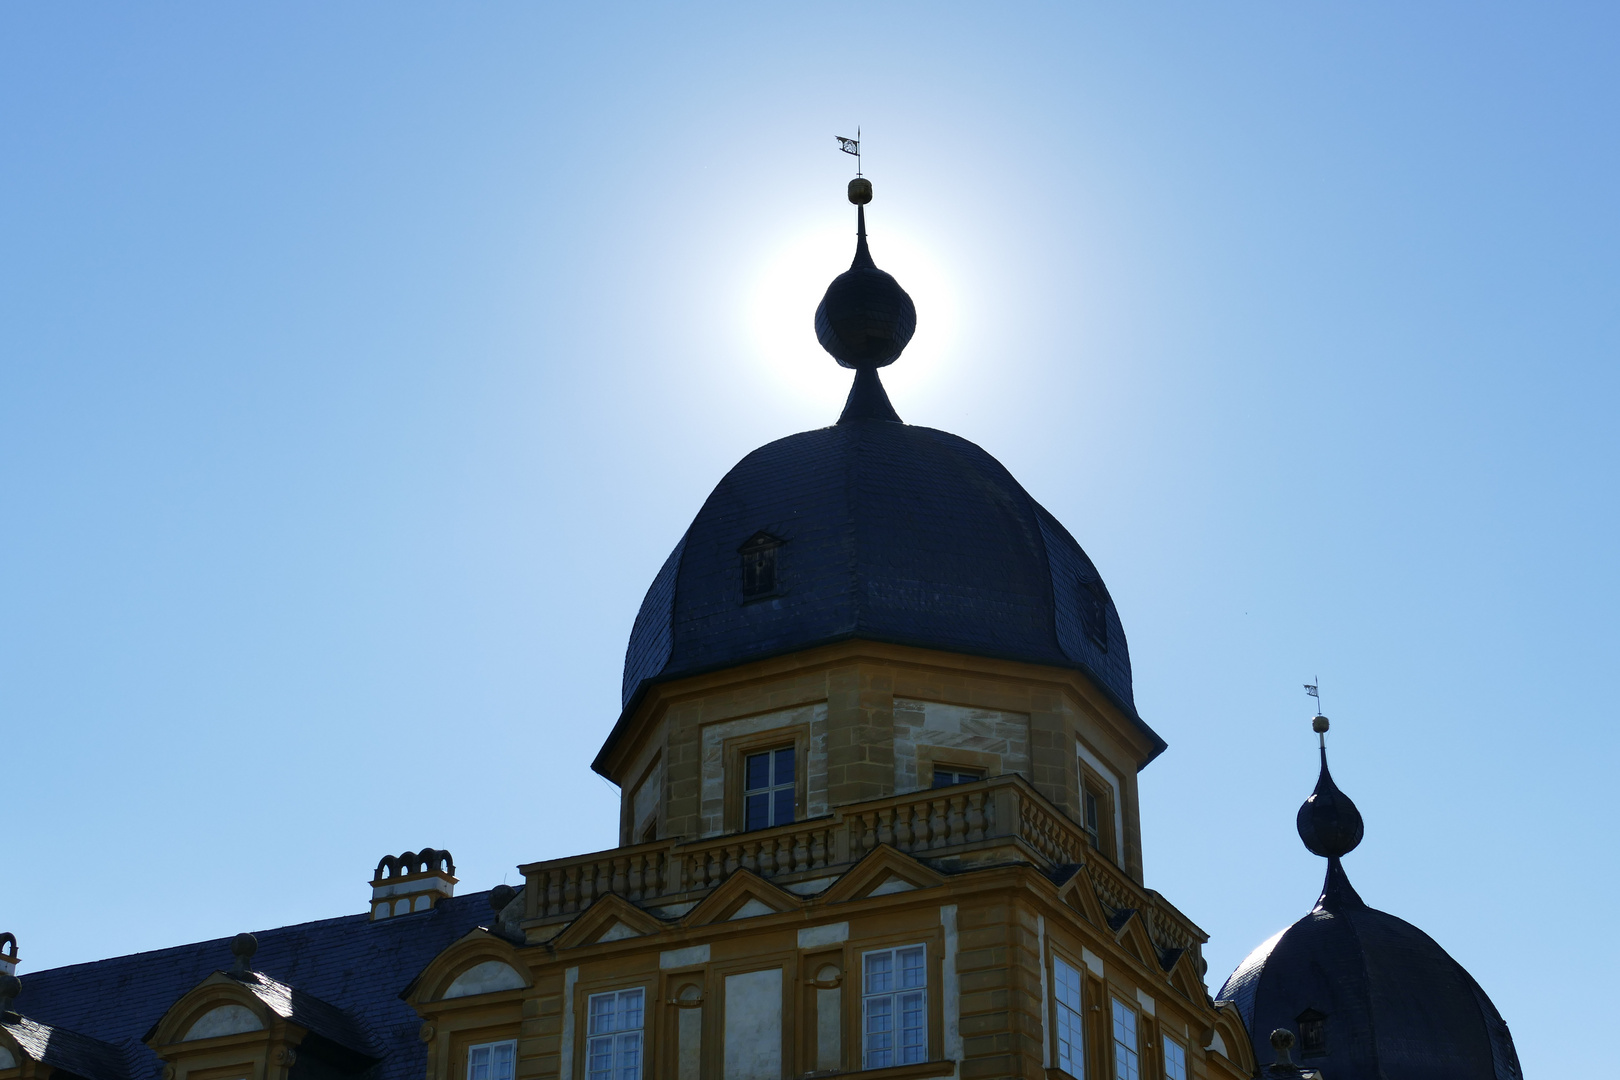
xmin=369 ymin=848 xmax=456 ymax=920
xmin=0 ymin=934 xmax=17 ymax=978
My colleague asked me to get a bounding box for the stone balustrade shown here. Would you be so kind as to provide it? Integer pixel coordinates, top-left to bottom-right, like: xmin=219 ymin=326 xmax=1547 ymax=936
xmin=517 ymin=775 xmax=1203 ymax=957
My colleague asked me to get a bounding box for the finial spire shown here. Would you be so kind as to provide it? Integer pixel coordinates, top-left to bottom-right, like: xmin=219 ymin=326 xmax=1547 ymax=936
xmin=1296 ymin=713 xmax=1368 ymax=911
xmin=814 ymin=163 xmax=917 ymax=423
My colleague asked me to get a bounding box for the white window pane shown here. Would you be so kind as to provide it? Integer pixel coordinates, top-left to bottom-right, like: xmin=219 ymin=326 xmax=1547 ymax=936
xmin=1164 ymin=1038 xmax=1187 ymax=1080
xmin=899 ymin=946 xmax=926 ymax=989
xmin=468 ymin=1046 xmax=489 ymax=1080
xmin=865 ymin=950 xmax=893 ymax=994
xmin=493 ymin=1044 xmax=515 ymax=1080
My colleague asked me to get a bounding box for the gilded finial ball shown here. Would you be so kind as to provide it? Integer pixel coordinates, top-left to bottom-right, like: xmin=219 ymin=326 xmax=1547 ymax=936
xmin=1312 ymin=714 xmax=1330 ymax=734
xmin=848 ymin=177 xmax=872 ymax=205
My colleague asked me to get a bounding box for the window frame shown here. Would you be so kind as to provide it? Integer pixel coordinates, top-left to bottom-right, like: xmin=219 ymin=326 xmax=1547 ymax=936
xmin=584 ymin=986 xmax=646 ymax=1080
xmin=464 ymin=1040 xmax=516 ymax=1080
xmin=1051 ymin=954 xmax=1087 ymax=1078
xmin=859 ymin=943 xmax=929 ymax=1071
xmin=738 ymin=532 xmax=785 ymax=601
xmin=1162 ymin=1034 xmax=1187 ymax=1080
xmin=1079 ymin=763 xmax=1118 ymax=862
xmin=1110 ymin=996 xmax=1140 ymax=1080
xmin=742 ymin=745 xmax=798 ymax=831
xmin=722 ymin=727 xmax=809 ymax=833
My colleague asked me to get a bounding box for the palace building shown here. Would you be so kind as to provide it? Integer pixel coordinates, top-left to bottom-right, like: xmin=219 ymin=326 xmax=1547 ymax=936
xmin=1 ymin=178 xmax=1520 ymax=1080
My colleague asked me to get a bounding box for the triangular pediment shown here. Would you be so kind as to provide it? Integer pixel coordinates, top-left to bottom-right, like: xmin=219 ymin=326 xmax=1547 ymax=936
xmin=1165 ymin=948 xmax=1203 ymax=1003
xmin=683 ymin=870 xmax=800 ymax=926
xmin=1054 ymin=866 xmax=1104 ymax=927
xmin=554 ymin=893 xmax=666 ymax=950
xmin=1105 ymin=906 xmax=1157 ymax=966
xmin=818 ymin=845 xmax=946 ymax=905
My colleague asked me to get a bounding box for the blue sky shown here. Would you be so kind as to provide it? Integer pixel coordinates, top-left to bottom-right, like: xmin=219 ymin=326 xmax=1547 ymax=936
xmin=3 ymin=4 xmax=1615 ymax=1072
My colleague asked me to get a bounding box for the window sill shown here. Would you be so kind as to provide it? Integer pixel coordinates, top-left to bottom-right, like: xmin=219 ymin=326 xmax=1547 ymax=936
xmin=810 ymin=1061 xmax=957 ymax=1079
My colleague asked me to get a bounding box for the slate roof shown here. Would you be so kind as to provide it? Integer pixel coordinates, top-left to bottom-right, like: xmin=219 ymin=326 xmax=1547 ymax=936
xmin=609 ymin=415 xmax=1161 ymax=771
xmin=2 ymin=1012 xmax=131 ymax=1080
xmin=1218 ymin=860 xmax=1522 ymax=1080
xmin=11 ymin=893 xmax=492 ymax=1080
xmin=229 ymin=970 xmax=384 ymax=1060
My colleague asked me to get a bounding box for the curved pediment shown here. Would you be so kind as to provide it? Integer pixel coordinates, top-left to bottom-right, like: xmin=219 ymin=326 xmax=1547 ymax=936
xmin=443 ymin=961 xmax=527 ymax=1000
xmin=183 ymin=1004 xmax=265 ymax=1041
xmin=406 ymin=930 xmax=535 ymax=1004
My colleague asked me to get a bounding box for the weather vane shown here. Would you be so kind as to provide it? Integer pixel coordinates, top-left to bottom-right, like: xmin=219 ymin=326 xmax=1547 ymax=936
xmin=836 ymin=128 xmax=861 ymax=176
xmin=1304 ymin=677 xmax=1323 ymax=714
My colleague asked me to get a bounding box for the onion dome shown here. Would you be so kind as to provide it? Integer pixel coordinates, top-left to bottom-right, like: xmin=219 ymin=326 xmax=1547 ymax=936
xmin=601 ymin=179 xmax=1161 ymax=767
xmin=1217 ymin=717 xmax=1522 ymax=1079
xmin=813 ymin=178 xmax=917 ymax=375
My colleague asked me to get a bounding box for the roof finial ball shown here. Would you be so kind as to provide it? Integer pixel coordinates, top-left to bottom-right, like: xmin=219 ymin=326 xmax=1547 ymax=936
xmin=229 ymin=932 xmax=258 ymax=976
xmin=816 ymin=168 xmax=916 ymax=425
xmin=1296 ymin=713 xmax=1364 ymax=860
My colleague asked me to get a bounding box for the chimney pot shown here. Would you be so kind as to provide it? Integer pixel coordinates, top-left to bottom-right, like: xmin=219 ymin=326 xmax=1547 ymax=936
xmin=370 ymin=847 xmax=457 ymax=920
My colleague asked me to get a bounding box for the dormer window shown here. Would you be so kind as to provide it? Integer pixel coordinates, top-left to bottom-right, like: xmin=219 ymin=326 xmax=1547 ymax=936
xmin=1296 ymin=1008 xmax=1328 ymax=1057
xmin=1079 ymin=578 xmax=1109 ymax=651
xmin=739 ymin=532 xmax=783 ymax=600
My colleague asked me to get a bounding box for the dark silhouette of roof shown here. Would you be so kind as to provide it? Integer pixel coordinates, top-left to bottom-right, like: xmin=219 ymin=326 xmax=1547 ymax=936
xmin=605 ymin=182 xmax=1158 ymax=771
xmin=9 ymin=894 xmax=492 ymax=1080
xmin=608 ymin=414 xmax=1157 ymax=769
xmin=1218 ymin=726 xmax=1521 ymax=1079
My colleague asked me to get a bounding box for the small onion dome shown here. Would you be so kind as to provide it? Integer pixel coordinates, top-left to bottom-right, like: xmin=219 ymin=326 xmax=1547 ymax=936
xmin=814 ymin=182 xmax=916 ymax=372
xmin=1295 ymin=717 xmax=1364 ymax=859
xmin=1218 ymin=719 xmax=1522 ymax=1079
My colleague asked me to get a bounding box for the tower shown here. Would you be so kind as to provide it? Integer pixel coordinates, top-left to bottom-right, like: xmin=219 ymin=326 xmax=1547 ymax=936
xmin=1217 ymin=716 xmax=1522 ymax=1078
xmin=395 ymin=178 xmax=1258 ymax=1080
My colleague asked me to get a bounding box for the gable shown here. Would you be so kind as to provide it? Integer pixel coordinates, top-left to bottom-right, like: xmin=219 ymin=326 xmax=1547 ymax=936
xmin=683 ymin=870 xmax=799 ymax=926
xmin=818 ymin=846 xmax=945 ymax=905
xmin=443 ymin=961 xmax=528 ymax=999
xmin=183 ymin=1004 xmax=264 ymax=1041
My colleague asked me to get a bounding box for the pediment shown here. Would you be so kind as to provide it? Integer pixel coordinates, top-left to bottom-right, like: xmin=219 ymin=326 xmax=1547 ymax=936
xmin=147 ymin=973 xmax=272 ymax=1047
xmin=818 ymin=846 xmax=945 ymax=905
xmin=406 ymin=927 xmax=536 ymax=1005
xmin=1106 ymin=907 xmax=1157 ymax=967
xmin=683 ymin=870 xmax=800 ymax=926
xmin=1207 ymin=1002 xmax=1255 ymax=1073
xmin=1054 ymin=866 xmax=1104 ymax=927
xmin=553 ymin=894 xmax=666 ymax=950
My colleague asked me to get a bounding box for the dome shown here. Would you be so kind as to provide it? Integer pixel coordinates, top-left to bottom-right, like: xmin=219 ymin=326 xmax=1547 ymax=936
xmin=619 ymin=417 xmax=1147 ymax=733
xmin=1218 ymin=727 xmax=1521 ymax=1079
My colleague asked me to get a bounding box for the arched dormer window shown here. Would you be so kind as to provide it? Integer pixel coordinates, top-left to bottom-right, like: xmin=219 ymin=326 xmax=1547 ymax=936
xmin=739 ymin=532 xmax=784 ymax=601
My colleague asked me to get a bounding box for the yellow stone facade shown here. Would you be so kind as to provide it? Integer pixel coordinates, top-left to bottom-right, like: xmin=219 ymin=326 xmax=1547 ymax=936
xmin=405 ymin=641 xmax=1256 ymax=1079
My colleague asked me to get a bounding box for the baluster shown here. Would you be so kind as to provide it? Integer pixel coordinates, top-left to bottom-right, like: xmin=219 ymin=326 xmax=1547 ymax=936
xmin=628 ymin=855 xmax=644 ymax=899
xmin=742 ymin=840 xmax=759 ymax=875
xmin=758 ymin=836 xmax=776 ymax=876
xmin=810 ymin=828 xmax=827 ymax=868
xmin=725 ymin=844 xmax=741 ymax=877
xmin=930 ymin=799 xmax=949 ymax=849
xmin=563 ymin=866 xmax=579 ymax=914
xmin=948 ymin=795 xmax=966 ymax=844
xmin=910 ymin=804 xmax=930 ymax=848
xmin=861 ymin=813 xmax=878 ymax=855
xmin=792 ymin=831 xmax=809 ymax=872
xmin=894 ymin=804 xmax=913 ymax=850
xmin=966 ymin=792 xmax=986 ymax=842
xmin=709 ymin=849 xmax=724 ymax=887
xmin=777 ymin=836 xmax=794 ymax=876
xmin=877 ymin=807 xmax=894 ymax=847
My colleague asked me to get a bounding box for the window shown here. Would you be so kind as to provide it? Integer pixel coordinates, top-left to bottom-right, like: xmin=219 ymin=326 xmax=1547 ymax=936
xmin=862 ymin=945 xmax=927 ymax=1069
xmin=467 ymin=1041 xmax=515 ymax=1080
xmin=931 ymin=766 xmax=983 ymax=788
xmin=744 ymin=746 xmax=796 ymax=830
xmin=1079 ymin=579 xmax=1109 ymax=650
xmin=586 ymin=988 xmax=644 ymax=1080
xmin=1081 ymin=768 xmax=1116 ymax=861
xmin=1111 ymin=998 xmax=1139 ymax=1080
xmin=1163 ymin=1036 xmax=1187 ymax=1080
xmin=739 ymin=532 xmax=782 ymax=599
xmin=1296 ymin=1008 xmax=1327 ymax=1057
xmin=1053 ymin=956 xmax=1086 ymax=1076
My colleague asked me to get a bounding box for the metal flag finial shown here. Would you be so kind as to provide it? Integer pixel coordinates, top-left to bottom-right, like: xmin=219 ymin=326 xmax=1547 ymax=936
xmin=836 ymin=128 xmax=861 ymax=176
